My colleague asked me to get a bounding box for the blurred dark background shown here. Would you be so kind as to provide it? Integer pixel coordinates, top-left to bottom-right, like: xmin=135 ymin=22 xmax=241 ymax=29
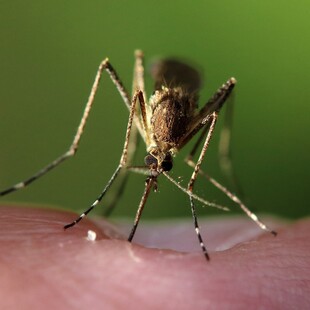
xmin=0 ymin=1 xmax=309 ymax=221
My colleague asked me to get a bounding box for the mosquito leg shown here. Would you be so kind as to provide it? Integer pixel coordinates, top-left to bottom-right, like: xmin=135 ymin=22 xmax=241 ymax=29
xmin=185 ymin=81 xmax=234 ymax=164
xmin=218 ymin=91 xmax=243 ymax=195
xmin=218 ymin=90 xmax=234 ymax=178
xmin=185 ymin=159 xmax=277 ymax=236
xmin=185 ymin=124 xmax=210 ymax=163
xmin=0 ymin=54 xmax=145 ymax=197
xmin=128 ymin=177 xmax=154 ymax=242
xmin=104 ymin=50 xmax=147 ymax=217
xmin=87 ymin=59 xmax=147 ymax=218
xmin=103 ymin=125 xmax=140 ymax=217
xmin=188 ymin=112 xmax=218 ymax=191
xmin=186 ymin=112 xmax=218 ymax=261
xmin=1 ymin=58 xmax=109 ymax=196
xmin=182 ymin=76 xmax=276 ymax=236
xmin=184 ymin=84 xmax=242 ymax=195
xmin=207 ymin=174 xmax=277 ymax=235
xmin=179 ymin=78 xmax=236 ymax=149
xmin=190 ymin=196 xmax=210 ymax=260
xmin=64 ymin=90 xmax=145 ymax=229
xmin=197 ymin=78 xmax=236 ymax=121
xmin=133 ymin=50 xmax=146 ymax=97
xmin=64 ymin=165 xmax=122 ymax=229
xmin=181 ymin=79 xmax=236 ymax=259
xmin=103 ymin=106 xmax=140 ymax=217
xmin=102 ymin=171 xmax=129 ymax=218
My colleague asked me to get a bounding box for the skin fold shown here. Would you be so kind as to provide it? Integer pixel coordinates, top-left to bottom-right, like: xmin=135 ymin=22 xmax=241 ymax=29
xmin=0 ymin=205 xmax=309 ymax=310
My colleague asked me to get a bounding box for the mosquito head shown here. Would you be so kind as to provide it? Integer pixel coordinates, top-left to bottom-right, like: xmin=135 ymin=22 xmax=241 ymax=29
xmin=144 ymin=151 xmax=173 ymax=174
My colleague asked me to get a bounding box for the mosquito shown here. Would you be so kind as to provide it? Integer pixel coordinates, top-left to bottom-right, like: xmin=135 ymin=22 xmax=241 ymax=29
xmin=0 ymin=50 xmax=276 ymax=260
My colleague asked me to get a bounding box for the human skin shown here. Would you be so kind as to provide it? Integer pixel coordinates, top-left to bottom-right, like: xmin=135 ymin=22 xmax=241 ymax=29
xmin=0 ymin=205 xmax=309 ymax=310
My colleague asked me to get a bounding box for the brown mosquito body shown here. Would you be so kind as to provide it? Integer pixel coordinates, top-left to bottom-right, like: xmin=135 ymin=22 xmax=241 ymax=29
xmin=0 ymin=50 xmax=276 ymax=260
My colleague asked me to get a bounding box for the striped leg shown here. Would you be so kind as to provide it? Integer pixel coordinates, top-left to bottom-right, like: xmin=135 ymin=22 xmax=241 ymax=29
xmin=186 ymin=112 xmax=219 ymax=261
xmin=185 ymin=160 xmax=277 ymax=236
xmin=64 ymin=89 xmax=147 ymax=229
xmin=0 ymin=56 xmax=141 ymax=197
xmin=103 ymin=50 xmax=145 ymax=217
xmin=190 ymin=196 xmax=209 ymax=260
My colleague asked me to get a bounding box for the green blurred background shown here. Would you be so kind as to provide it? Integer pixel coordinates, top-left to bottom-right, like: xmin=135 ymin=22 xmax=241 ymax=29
xmin=0 ymin=1 xmax=309 ymax=221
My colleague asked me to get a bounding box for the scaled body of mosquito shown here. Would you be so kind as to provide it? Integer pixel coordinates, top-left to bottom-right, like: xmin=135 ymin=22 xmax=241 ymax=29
xmin=0 ymin=50 xmax=276 ymax=260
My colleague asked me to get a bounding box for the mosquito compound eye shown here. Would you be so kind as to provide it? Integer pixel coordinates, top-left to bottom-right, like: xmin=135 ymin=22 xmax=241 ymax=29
xmin=161 ymin=153 xmax=173 ymax=171
xmin=161 ymin=160 xmax=173 ymax=171
xmin=144 ymin=154 xmax=158 ymax=167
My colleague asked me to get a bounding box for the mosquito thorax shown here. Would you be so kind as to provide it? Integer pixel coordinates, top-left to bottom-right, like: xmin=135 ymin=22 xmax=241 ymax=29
xmin=144 ymin=152 xmax=173 ymax=172
xmin=149 ymin=86 xmax=198 ymax=152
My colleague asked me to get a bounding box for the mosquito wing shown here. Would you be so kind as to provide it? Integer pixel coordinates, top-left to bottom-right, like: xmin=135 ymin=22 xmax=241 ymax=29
xmin=151 ymin=58 xmax=202 ymax=94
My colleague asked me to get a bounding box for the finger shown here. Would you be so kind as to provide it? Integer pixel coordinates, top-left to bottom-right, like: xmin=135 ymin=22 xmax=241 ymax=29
xmin=0 ymin=205 xmax=309 ymax=310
